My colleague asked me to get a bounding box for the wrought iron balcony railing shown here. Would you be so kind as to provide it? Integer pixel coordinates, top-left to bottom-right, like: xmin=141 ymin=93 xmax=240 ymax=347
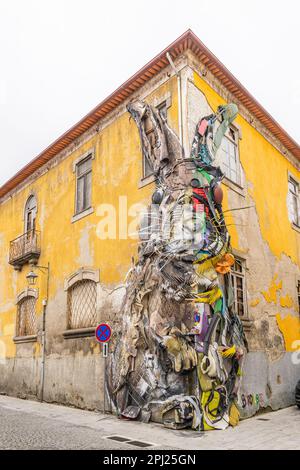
xmin=9 ymin=229 xmax=41 ymax=268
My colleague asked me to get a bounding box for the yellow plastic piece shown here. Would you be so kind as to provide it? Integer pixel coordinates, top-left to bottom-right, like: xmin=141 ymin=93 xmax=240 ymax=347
xmin=229 ymin=402 xmax=240 ymax=427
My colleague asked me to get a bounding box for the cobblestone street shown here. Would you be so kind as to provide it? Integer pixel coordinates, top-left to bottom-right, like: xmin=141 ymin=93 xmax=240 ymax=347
xmin=0 ymin=395 xmax=299 ymax=450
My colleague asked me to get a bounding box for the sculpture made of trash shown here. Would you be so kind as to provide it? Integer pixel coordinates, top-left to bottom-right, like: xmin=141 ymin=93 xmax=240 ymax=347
xmin=106 ymin=100 xmax=245 ymax=431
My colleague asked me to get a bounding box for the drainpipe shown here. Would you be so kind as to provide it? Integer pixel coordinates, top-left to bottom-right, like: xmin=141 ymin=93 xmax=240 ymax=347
xmin=166 ymin=52 xmax=183 ymax=149
xmin=40 ymin=262 xmax=50 ymax=402
xmin=40 ymin=299 xmax=47 ymax=402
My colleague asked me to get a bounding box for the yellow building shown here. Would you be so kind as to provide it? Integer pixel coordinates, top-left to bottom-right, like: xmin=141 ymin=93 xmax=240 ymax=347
xmin=0 ymin=30 xmax=299 ymax=416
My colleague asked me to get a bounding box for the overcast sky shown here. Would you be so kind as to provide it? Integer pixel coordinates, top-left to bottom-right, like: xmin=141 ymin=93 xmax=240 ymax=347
xmin=0 ymin=0 xmax=299 ymax=186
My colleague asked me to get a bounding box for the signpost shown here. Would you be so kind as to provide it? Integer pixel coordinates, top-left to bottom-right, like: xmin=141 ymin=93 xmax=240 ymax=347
xmin=95 ymin=323 xmax=112 ymax=414
xmin=95 ymin=323 xmax=112 ymax=344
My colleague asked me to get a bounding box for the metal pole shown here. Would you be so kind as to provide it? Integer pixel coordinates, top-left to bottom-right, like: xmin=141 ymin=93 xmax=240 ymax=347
xmin=103 ymin=342 xmax=109 ymax=414
xmin=40 ymin=301 xmax=46 ymax=402
xmin=40 ymin=262 xmax=50 ymax=402
xmin=103 ymin=344 xmax=106 ymax=414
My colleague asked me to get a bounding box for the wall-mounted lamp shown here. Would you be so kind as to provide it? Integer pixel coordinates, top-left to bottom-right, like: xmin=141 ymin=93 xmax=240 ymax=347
xmin=25 ymin=262 xmax=50 ymax=403
xmin=26 ymin=264 xmax=49 ymax=293
xmin=26 ymin=270 xmax=39 ymax=286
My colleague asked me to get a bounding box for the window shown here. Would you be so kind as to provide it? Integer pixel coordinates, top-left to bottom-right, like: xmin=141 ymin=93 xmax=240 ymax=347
xmin=75 ymin=156 xmax=92 ymax=214
xmin=64 ymin=268 xmax=99 ymax=336
xmin=142 ymin=101 xmax=168 ymax=179
xmin=220 ymin=126 xmax=241 ymax=186
xmin=67 ymin=279 xmax=97 ymax=329
xmin=143 ymin=150 xmax=154 ymax=179
xmin=143 ymin=114 xmax=155 ymax=179
xmin=230 ymin=258 xmax=247 ymax=317
xmin=24 ymin=195 xmax=37 ymax=233
xmin=157 ymin=101 xmax=167 ymax=121
xmin=297 ymin=282 xmax=300 ymax=316
xmin=16 ymin=295 xmax=37 ymax=337
xmin=288 ymin=176 xmax=300 ymax=227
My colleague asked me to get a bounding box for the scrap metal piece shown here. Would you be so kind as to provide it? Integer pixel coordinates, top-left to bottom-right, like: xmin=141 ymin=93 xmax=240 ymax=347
xmin=107 ymin=99 xmax=245 ymax=432
xmin=121 ymin=406 xmax=141 ymax=420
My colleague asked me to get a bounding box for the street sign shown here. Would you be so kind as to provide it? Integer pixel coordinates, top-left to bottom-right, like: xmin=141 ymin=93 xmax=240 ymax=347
xmin=95 ymin=323 xmax=112 ymax=343
xmin=95 ymin=324 xmax=111 ymax=414
xmin=103 ymin=342 xmax=108 ymax=358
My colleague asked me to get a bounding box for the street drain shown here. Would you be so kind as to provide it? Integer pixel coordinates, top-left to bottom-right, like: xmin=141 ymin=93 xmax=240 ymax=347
xmin=127 ymin=440 xmax=152 ymax=448
xmin=257 ymin=418 xmax=270 ymax=421
xmin=105 ymin=435 xmax=154 ymax=447
xmin=106 ymin=435 xmax=130 ymax=442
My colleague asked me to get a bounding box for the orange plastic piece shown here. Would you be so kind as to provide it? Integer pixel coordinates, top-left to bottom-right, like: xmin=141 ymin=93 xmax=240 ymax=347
xmin=215 ymin=253 xmax=235 ymax=274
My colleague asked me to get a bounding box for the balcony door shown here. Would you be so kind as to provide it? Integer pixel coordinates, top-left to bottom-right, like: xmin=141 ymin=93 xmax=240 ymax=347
xmin=24 ymin=196 xmax=37 ymax=255
xmin=24 ymin=196 xmax=37 ymax=234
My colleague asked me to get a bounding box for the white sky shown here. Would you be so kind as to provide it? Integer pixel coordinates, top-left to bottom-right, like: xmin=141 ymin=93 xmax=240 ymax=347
xmin=0 ymin=0 xmax=299 ymax=186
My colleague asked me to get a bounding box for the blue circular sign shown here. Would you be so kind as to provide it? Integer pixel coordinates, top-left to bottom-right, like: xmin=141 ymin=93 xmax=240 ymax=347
xmin=95 ymin=323 xmax=112 ymax=343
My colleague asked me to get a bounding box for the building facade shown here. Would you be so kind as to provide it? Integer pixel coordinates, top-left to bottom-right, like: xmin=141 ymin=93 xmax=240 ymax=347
xmin=0 ymin=31 xmax=299 ymax=417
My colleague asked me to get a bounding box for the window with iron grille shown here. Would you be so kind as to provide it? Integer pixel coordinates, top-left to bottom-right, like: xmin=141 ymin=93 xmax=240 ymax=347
xmin=230 ymin=258 xmax=247 ymax=318
xmin=142 ymin=101 xmax=168 ymax=179
xmin=17 ymin=296 xmax=37 ymax=337
xmin=75 ymin=156 xmax=92 ymax=214
xmin=288 ymin=176 xmax=300 ymax=227
xmin=24 ymin=195 xmax=37 ymax=233
xmin=67 ymin=279 xmax=97 ymax=329
xmin=220 ymin=126 xmax=241 ymax=186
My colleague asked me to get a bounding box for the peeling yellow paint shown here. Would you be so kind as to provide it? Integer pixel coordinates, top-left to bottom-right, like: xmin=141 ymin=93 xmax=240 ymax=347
xmin=276 ymin=314 xmax=300 ymax=351
xmin=0 ymin=65 xmax=299 ymax=363
xmin=34 ymin=342 xmax=41 ymax=357
xmin=193 ymin=71 xmax=300 ymax=265
xmin=261 ymin=276 xmax=282 ymax=303
xmin=0 ymin=77 xmax=179 ymax=359
xmin=280 ymin=295 xmax=294 ymax=309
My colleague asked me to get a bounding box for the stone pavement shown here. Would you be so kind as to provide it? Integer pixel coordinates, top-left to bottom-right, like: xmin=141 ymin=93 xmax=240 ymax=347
xmin=0 ymin=395 xmax=299 ymax=450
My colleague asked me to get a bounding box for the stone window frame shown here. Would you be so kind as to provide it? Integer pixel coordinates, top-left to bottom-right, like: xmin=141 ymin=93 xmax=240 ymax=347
xmin=218 ymin=122 xmax=244 ymax=190
xmin=139 ymin=95 xmax=172 ymax=189
xmin=229 ymin=252 xmax=253 ymax=337
xmin=230 ymin=253 xmax=249 ymax=319
xmin=71 ymin=148 xmax=95 ymax=223
xmin=13 ymin=288 xmax=39 ymax=344
xmin=287 ymin=171 xmax=300 ymax=232
xmin=63 ymin=267 xmax=100 ymax=339
xmin=24 ymin=193 xmax=38 ymax=233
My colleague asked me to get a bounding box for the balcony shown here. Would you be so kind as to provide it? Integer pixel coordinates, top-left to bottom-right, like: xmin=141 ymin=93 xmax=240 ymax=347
xmin=9 ymin=230 xmax=41 ymax=269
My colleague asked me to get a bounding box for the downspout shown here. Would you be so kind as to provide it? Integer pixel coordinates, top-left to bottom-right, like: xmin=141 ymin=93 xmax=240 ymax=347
xmin=40 ymin=262 xmax=50 ymax=402
xmin=166 ymin=52 xmax=183 ymax=149
xmin=40 ymin=300 xmax=47 ymax=402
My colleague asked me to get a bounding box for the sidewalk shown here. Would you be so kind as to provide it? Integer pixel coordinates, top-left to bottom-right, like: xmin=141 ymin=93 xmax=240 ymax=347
xmin=0 ymin=395 xmax=299 ymax=450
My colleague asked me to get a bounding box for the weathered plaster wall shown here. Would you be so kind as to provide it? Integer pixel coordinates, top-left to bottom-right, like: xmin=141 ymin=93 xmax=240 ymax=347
xmin=0 ymin=73 xmax=179 ymax=407
xmin=239 ymin=352 xmax=300 ymax=417
xmin=187 ymin=67 xmax=300 ymax=414
xmin=0 ymin=52 xmax=299 ymax=415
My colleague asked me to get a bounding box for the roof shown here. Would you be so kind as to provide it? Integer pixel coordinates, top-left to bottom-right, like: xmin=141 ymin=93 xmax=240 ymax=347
xmin=1 ymin=29 xmax=299 ymax=199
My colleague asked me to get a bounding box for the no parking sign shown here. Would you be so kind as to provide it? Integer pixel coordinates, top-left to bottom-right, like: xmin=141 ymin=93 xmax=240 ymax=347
xmin=95 ymin=323 xmax=111 ymax=358
xmin=95 ymin=323 xmax=112 ymax=343
xmin=95 ymin=323 xmax=111 ymax=412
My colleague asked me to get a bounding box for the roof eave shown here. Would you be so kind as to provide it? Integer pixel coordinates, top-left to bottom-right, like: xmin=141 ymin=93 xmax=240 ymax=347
xmin=1 ymin=29 xmax=299 ymax=199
